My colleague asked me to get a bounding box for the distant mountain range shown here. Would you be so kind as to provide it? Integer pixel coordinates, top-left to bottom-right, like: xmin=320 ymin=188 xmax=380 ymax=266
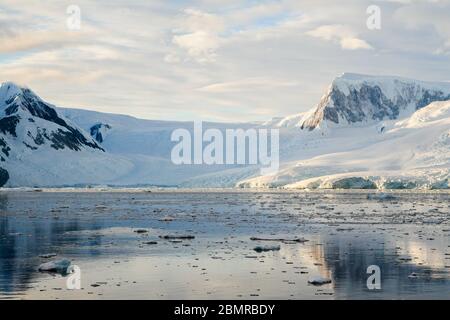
xmin=1 ymin=73 xmax=450 ymax=189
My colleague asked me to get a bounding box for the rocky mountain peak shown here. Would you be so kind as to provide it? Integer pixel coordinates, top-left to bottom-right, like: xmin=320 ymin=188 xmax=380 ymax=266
xmin=0 ymin=81 xmax=104 ymax=160
xmin=300 ymin=74 xmax=450 ymax=130
xmin=0 ymin=82 xmax=26 ymax=105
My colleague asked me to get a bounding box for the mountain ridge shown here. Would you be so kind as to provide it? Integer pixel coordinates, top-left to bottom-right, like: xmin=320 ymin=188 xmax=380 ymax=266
xmin=1 ymin=74 xmax=450 ymax=189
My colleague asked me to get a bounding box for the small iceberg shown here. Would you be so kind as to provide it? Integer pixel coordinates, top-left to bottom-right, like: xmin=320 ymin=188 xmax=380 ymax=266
xmin=253 ymin=245 xmax=281 ymax=253
xmin=134 ymin=229 xmax=149 ymax=234
xmin=159 ymin=216 xmax=175 ymax=222
xmin=38 ymin=259 xmax=71 ymax=274
xmin=308 ymin=275 xmax=332 ymax=285
xmin=250 ymin=237 xmax=308 ymax=243
xmin=39 ymin=253 xmax=57 ymax=258
xmin=160 ymin=235 xmax=195 ymax=240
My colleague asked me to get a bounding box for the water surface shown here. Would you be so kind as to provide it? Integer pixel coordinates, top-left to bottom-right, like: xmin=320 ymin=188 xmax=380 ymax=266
xmin=0 ymin=190 xmax=449 ymax=299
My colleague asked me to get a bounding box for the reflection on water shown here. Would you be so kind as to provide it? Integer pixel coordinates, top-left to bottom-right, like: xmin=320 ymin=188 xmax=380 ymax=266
xmin=0 ymin=190 xmax=448 ymax=299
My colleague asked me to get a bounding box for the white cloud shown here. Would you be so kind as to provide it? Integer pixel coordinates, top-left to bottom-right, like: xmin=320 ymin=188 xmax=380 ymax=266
xmin=340 ymin=37 xmax=373 ymax=50
xmin=172 ymin=31 xmax=221 ymax=63
xmin=182 ymin=8 xmax=225 ymax=33
xmin=393 ymin=1 xmax=450 ymax=54
xmin=197 ymin=77 xmax=299 ymax=93
xmin=306 ymin=24 xmax=373 ymax=50
xmin=170 ymin=9 xmax=224 ymax=63
xmin=226 ymin=3 xmax=284 ymax=26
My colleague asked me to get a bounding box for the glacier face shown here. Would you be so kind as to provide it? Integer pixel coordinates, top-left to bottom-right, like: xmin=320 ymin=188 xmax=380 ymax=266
xmin=1 ymin=73 xmax=450 ymax=189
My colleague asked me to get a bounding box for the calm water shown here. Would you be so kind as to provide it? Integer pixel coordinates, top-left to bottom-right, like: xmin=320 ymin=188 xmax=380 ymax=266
xmin=0 ymin=190 xmax=449 ymax=299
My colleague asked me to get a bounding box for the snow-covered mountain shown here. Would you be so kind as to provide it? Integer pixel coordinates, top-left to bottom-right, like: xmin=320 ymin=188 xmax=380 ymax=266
xmin=0 ymin=82 xmax=121 ymax=187
xmin=240 ymin=99 xmax=450 ymax=189
xmin=296 ymin=73 xmax=450 ymax=130
xmin=0 ymin=82 xmax=103 ymax=152
xmin=1 ymin=73 xmax=450 ymax=189
xmin=239 ymin=74 xmax=450 ymax=189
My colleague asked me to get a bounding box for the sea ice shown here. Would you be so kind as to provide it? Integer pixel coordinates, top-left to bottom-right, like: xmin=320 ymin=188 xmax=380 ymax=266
xmin=253 ymin=245 xmax=281 ymax=252
xmin=38 ymin=259 xmax=71 ymax=274
xmin=308 ymin=276 xmax=332 ymax=285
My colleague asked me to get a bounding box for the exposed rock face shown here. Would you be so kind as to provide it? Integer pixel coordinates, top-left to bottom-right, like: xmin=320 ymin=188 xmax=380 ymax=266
xmin=90 ymin=123 xmax=111 ymax=143
xmin=301 ymin=73 xmax=450 ymax=130
xmin=0 ymin=115 xmax=20 ymax=137
xmin=0 ymin=167 xmax=9 ymax=186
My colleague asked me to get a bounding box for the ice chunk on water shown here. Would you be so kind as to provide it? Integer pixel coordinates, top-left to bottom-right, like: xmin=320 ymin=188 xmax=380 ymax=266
xmin=38 ymin=259 xmax=71 ymax=274
xmin=134 ymin=229 xmax=149 ymax=234
xmin=160 ymin=235 xmax=195 ymax=240
xmin=308 ymin=275 xmax=332 ymax=285
xmin=253 ymin=245 xmax=281 ymax=253
xmin=39 ymin=253 xmax=57 ymax=258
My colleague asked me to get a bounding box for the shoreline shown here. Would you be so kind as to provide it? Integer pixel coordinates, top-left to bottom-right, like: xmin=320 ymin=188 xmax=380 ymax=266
xmin=1 ymin=187 xmax=450 ymax=194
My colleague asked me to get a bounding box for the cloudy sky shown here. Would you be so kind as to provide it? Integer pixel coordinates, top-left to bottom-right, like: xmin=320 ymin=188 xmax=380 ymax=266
xmin=1 ymin=0 xmax=449 ymax=122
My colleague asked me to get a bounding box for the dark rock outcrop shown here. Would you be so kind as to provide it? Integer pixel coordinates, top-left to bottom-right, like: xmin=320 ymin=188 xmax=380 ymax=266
xmin=90 ymin=123 xmax=111 ymax=143
xmin=0 ymin=167 xmax=9 ymax=187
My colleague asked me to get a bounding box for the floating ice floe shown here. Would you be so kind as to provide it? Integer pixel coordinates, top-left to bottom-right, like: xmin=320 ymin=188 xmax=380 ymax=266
xmin=250 ymin=237 xmax=309 ymax=243
xmin=253 ymin=245 xmax=281 ymax=253
xmin=422 ymin=218 xmax=443 ymax=224
xmin=38 ymin=259 xmax=71 ymax=274
xmin=134 ymin=229 xmax=149 ymax=234
xmin=159 ymin=216 xmax=175 ymax=222
xmin=39 ymin=253 xmax=57 ymax=258
xmin=143 ymin=241 xmax=158 ymax=245
xmin=308 ymin=276 xmax=332 ymax=285
xmin=160 ymin=235 xmax=195 ymax=240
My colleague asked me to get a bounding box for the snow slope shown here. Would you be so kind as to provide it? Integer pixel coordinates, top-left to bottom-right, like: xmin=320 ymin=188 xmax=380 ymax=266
xmin=58 ymin=108 xmax=261 ymax=187
xmin=239 ymin=100 xmax=450 ymax=189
